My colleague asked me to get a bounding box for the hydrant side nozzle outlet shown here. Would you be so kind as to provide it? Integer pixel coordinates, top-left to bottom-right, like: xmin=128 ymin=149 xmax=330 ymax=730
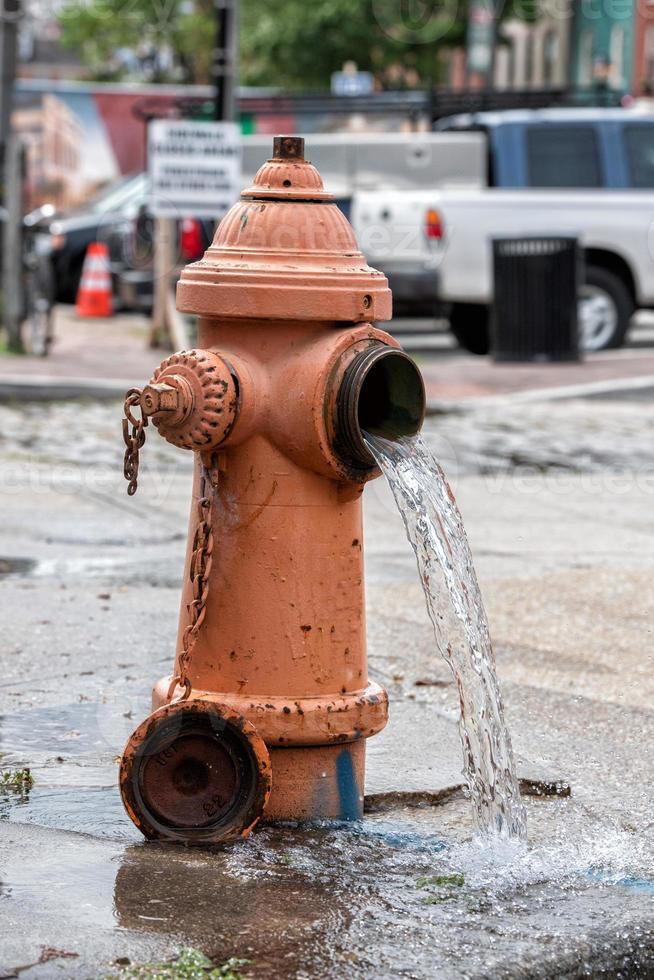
xmin=334 ymin=345 xmax=426 ymax=470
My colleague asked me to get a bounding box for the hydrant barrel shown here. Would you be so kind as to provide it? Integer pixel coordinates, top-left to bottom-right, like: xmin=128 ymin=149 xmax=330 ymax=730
xmin=119 ymin=137 xmax=426 ymax=841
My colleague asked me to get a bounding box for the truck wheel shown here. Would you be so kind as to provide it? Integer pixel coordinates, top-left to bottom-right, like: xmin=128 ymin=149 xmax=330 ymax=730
xmin=448 ymin=304 xmax=490 ymax=355
xmin=579 ymin=266 xmax=633 ymax=352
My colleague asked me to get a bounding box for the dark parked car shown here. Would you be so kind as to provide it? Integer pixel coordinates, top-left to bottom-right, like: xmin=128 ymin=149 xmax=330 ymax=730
xmin=42 ymin=173 xmax=149 ymax=303
xmin=33 ymin=171 xmax=214 ymax=307
xmin=106 ymin=208 xmax=213 ymax=312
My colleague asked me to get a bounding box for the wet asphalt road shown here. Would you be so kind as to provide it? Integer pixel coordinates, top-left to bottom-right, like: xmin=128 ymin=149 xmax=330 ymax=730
xmin=3 ymin=327 xmax=654 ymax=977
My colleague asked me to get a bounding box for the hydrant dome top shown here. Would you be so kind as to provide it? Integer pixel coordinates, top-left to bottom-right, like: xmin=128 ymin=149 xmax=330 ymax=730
xmin=176 ymin=135 xmax=392 ymax=322
xmin=241 ymin=135 xmax=333 ymax=202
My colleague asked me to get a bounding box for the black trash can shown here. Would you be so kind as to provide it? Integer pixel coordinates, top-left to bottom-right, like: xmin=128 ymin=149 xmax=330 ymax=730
xmin=491 ymin=236 xmax=581 ymax=362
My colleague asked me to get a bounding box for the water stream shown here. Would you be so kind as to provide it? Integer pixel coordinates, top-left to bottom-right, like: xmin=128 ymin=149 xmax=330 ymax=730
xmin=367 ymin=433 xmax=527 ymax=841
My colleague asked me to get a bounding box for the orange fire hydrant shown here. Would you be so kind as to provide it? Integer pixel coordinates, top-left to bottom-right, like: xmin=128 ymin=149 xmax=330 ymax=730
xmin=119 ymin=136 xmax=425 ymax=844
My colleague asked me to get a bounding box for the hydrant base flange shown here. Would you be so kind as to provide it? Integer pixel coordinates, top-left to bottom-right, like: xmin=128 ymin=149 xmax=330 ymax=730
xmin=151 ymin=681 xmax=385 ymax=822
xmin=152 ymin=678 xmax=389 ymax=748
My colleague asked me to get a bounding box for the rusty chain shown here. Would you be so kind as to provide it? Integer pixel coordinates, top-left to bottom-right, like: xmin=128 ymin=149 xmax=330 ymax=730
xmin=167 ymin=466 xmax=216 ymax=703
xmin=122 ymin=388 xmax=148 ymax=496
xmin=121 ymin=386 xmax=217 ymax=703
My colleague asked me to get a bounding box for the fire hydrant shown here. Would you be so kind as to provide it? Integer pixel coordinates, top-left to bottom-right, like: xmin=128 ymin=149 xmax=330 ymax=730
xmin=119 ymin=136 xmax=425 ymax=844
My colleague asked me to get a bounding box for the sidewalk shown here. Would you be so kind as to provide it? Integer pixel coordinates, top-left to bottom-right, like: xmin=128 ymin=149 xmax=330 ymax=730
xmin=0 ymin=306 xmax=163 ymax=399
xmin=418 ymin=347 xmax=654 ymax=404
xmin=4 ymin=305 xmax=654 ymax=404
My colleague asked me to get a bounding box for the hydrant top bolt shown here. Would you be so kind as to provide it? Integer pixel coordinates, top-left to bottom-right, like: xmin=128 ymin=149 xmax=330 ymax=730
xmin=272 ymin=135 xmax=305 ymax=160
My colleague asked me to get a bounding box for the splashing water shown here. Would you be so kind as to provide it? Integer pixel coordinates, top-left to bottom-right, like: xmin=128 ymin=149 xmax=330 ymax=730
xmin=367 ymin=433 xmax=527 ymax=841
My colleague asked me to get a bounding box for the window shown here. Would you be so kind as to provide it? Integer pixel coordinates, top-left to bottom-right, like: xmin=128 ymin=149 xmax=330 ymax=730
xmin=625 ymin=125 xmax=654 ymax=187
xmin=610 ymin=25 xmax=625 ymax=87
xmin=526 ymin=126 xmax=602 ymax=187
xmin=543 ymin=29 xmax=560 ymax=87
xmin=578 ymin=29 xmax=593 ymax=87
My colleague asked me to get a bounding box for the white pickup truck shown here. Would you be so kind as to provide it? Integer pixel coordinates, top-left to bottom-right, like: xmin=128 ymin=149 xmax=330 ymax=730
xmin=351 ymin=109 xmax=654 ymax=352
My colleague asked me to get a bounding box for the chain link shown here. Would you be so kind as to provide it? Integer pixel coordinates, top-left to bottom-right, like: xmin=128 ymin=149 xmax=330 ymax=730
xmin=122 ymin=388 xmax=148 ymax=496
xmin=167 ymin=466 xmax=216 ymax=702
xmin=121 ymin=386 xmax=216 ymax=703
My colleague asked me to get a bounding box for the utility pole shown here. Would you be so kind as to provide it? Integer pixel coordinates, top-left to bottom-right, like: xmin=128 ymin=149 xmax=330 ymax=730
xmin=0 ymin=0 xmax=19 ymax=147
xmin=214 ymin=0 xmax=238 ymax=122
xmin=465 ymin=0 xmax=498 ymax=91
xmin=150 ymin=0 xmax=239 ymax=349
xmin=1 ymin=0 xmax=23 ymax=352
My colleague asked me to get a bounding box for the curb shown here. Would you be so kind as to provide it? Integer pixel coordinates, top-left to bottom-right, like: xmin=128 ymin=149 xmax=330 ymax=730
xmin=0 ymin=376 xmax=135 ymax=401
xmin=424 ymin=372 xmax=654 ymax=414
xmin=4 ymin=372 xmax=654 ymax=407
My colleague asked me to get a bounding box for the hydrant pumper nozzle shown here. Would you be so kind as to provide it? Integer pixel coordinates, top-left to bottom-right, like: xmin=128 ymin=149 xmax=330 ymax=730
xmin=119 ymin=136 xmax=426 ymax=845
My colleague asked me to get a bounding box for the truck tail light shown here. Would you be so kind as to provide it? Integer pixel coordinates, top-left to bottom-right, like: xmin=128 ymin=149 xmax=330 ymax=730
xmin=180 ymin=218 xmax=204 ymax=261
xmin=425 ymin=208 xmax=443 ymax=241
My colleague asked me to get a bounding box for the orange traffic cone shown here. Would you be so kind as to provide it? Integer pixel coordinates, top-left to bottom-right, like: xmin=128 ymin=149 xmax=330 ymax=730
xmin=76 ymin=242 xmax=113 ymax=318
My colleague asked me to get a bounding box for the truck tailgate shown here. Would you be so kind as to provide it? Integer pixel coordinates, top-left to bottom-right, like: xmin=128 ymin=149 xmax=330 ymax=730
xmin=351 ymin=190 xmax=447 ymax=272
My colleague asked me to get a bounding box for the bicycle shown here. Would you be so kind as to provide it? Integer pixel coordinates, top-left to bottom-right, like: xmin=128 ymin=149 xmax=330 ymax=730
xmin=22 ymin=211 xmax=55 ymax=357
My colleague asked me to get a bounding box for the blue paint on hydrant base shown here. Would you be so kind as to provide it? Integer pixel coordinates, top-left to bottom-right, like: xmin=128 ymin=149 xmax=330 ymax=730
xmin=336 ymin=748 xmax=361 ymax=821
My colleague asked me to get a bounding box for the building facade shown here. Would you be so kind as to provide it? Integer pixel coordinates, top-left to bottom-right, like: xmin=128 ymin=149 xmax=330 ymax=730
xmin=633 ymin=0 xmax=654 ymax=94
xmin=12 ymin=93 xmax=85 ymax=209
xmin=444 ymin=0 xmax=573 ymax=92
xmin=496 ymin=15 xmax=571 ymax=89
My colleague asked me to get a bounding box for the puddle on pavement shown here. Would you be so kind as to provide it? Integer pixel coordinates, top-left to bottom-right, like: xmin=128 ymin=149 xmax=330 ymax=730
xmin=0 ymin=701 xmax=147 ymax=841
xmin=3 ymin=702 xmax=654 ymax=977
xmin=3 ymin=810 xmax=654 ymax=979
xmin=1 ymin=702 xmax=123 ymax=756
xmin=112 ymin=818 xmax=654 ymax=978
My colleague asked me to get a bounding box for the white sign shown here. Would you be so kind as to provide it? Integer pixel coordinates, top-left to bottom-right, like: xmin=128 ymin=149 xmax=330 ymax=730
xmin=148 ymin=120 xmax=242 ymax=219
xmin=331 ymin=70 xmax=375 ymax=97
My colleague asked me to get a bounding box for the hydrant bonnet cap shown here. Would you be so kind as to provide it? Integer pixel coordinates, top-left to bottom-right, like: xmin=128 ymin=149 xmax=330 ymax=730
xmin=176 ymin=136 xmax=392 ymax=322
